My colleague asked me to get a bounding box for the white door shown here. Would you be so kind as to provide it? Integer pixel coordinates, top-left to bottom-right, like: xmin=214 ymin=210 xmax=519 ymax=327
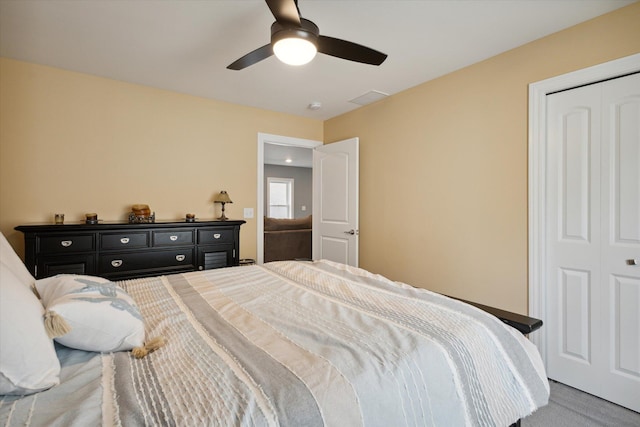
xmin=546 ymin=73 xmax=640 ymax=411
xmin=312 ymin=137 xmax=359 ymax=266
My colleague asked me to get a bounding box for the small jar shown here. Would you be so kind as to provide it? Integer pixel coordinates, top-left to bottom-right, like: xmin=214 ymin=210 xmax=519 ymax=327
xmin=85 ymin=213 xmax=98 ymax=224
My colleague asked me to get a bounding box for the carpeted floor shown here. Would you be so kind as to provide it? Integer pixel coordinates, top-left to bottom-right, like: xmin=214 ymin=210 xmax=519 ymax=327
xmin=522 ymin=380 xmax=640 ymax=427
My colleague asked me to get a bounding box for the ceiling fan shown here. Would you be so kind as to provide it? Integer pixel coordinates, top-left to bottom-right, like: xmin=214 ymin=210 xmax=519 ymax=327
xmin=227 ymin=0 xmax=388 ymax=70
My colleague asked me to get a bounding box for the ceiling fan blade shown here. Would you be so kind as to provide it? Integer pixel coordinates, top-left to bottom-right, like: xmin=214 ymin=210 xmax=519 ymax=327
xmin=317 ymin=35 xmax=387 ymax=66
xmin=265 ymin=0 xmax=301 ymax=26
xmin=227 ymin=44 xmax=274 ymax=70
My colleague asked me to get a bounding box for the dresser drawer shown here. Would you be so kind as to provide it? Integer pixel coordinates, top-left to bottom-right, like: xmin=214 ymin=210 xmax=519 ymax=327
xmin=37 ymin=254 xmax=95 ymax=278
xmin=197 ymin=228 xmax=235 ymax=245
xmin=38 ymin=234 xmax=94 ymax=254
xmin=99 ymin=248 xmax=195 ymax=274
xmin=100 ymin=232 xmax=149 ymax=250
xmin=153 ymin=230 xmax=194 ymax=246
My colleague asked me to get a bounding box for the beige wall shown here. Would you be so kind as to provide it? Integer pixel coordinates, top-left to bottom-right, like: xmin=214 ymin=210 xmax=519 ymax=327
xmin=324 ymin=3 xmax=640 ymax=314
xmin=0 ymin=58 xmax=323 ymax=258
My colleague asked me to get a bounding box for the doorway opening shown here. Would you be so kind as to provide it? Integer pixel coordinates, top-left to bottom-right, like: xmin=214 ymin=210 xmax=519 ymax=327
xmin=257 ymin=133 xmax=322 ymax=264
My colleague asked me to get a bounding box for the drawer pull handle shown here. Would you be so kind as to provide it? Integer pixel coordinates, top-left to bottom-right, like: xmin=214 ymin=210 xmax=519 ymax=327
xmin=170 ymin=235 xmax=178 ymax=241
xmin=120 ymin=238 xmax=130 ymax=244
xmin=213 ymin=233 xmax=221 ymax=239
xmin=176 ymin=255 xmax=186 ymax=262
xmin=111 ymin=260 xmax=123 ymax=268
xmin=60 ymin=240 xmax=73 ymax=247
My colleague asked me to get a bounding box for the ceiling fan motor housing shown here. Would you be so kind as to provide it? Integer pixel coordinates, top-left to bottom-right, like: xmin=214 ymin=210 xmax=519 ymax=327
xmin=271 ymin=18 xmax=319 ymax=46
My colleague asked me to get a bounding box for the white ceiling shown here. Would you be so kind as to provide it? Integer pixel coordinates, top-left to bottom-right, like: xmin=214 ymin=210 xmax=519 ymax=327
xmin=265 ymin=143 xmax=313 ymax=168
xmin=0 ymin=0 xmax=635 ymax=120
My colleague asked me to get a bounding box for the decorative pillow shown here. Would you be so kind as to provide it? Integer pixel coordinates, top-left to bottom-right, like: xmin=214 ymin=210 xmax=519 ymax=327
xmin=0 ymin=263 xmax=60 ymax=395
xmin=0 ymin=231 xmax=35 ymax=289
xmin=35 ymin=274 xmax=145 ymax=352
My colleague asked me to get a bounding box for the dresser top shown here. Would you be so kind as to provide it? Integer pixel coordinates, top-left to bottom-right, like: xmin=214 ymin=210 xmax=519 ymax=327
xmin=15 ymin=219 xmax=246 ymax=233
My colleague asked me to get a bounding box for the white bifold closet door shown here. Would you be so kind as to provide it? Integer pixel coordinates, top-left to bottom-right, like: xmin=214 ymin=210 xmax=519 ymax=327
xmin=545 ymin=72 xmax=640 ymax=412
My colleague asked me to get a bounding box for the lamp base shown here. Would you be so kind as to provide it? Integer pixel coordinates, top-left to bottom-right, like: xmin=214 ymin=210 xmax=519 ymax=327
xmin=216 ymin=201 xmax=229 ymax=221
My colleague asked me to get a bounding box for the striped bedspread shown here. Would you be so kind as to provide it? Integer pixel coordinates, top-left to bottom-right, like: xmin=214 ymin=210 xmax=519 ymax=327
xmin=1 ymin=260 xmax=549 ymax=426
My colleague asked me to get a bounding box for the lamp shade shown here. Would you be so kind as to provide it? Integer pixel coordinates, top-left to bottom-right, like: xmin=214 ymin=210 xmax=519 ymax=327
xmin=214 ymin=191 xmax=232 ymax=204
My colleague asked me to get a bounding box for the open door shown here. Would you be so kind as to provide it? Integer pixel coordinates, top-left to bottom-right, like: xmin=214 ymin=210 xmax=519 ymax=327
xmin=312 ymin=137 xmax=359 ymax=266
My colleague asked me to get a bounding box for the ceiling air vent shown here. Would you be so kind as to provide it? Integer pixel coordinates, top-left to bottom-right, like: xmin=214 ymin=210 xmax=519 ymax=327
xmin=348 ymin=90 xmax=389 ymax=106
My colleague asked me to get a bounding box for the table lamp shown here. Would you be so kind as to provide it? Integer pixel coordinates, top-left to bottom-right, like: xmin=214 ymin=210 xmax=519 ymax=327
xmin=214 ymin=191 xmax=232 ymax=221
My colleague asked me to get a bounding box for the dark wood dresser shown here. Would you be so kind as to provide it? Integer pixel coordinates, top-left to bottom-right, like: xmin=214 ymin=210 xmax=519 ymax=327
xmin=15 ymin=220 xmax=245 ymax=280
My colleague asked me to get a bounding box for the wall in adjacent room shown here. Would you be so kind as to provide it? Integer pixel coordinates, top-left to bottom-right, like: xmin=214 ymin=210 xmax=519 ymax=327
xmin=0 ymin=58 xmax=323 ymax=259
xmin=324 ymin=3 xmax=640 ymax=313
xmin=264 ymin=164 xmax=312 ymax=219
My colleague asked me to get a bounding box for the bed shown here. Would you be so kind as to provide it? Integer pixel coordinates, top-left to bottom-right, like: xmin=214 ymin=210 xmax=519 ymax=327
xmin=1 ymin=234 xmax=549 ymax=426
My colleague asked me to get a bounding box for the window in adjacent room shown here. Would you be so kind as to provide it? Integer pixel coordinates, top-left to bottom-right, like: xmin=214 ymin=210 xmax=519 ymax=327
xmin=267 ymin=177 xmax=294 ymax=218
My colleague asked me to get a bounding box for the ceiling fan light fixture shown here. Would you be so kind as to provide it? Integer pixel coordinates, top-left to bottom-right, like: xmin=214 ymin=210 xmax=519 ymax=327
xmin=273 ymin=37 xmax=317 ymax=66
xmin=270 ymin=18 xmax=319 ymax=67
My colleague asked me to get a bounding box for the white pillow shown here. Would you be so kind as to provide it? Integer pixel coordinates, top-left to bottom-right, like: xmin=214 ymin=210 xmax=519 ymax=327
xmin=35 ymin=275 xmax=145 ymax=352
xmin=0 ymin=231 xmax=35 ymax=289
xmin=0 ymin=263 xmax=60 ymax=395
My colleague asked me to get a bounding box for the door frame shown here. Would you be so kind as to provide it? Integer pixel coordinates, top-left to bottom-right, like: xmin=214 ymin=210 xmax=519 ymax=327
xmin=257 ymin=133 xmax=322 ymax=264
xmin=527 ymin=53 xmax=640 ymax=363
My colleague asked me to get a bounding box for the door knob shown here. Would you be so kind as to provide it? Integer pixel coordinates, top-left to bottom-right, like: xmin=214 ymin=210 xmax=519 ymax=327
xmin=626 ymin=259 xmax=639 ymax=266
xmin=344 ymin=229 xmax=358 ymax=235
